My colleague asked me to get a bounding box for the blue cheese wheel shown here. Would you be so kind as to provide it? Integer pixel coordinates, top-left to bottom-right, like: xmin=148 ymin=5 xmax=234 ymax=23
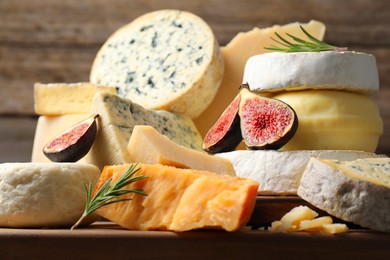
xmin=90 ymin=10 xmax=224 ymax=118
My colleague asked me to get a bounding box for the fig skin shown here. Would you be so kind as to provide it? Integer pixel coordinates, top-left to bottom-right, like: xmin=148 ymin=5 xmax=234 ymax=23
xmin=43 ymin=114 xmax=99 ymax=162
xmin=239 ymin=84 xmax=298 ymax=150
xmin=202 ymin=94 xmax=242 ymax=154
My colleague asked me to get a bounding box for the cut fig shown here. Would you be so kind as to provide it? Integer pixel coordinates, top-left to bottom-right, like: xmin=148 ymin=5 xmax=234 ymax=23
xmin=239 ymin=84 xmax=298 ymax=150
xmin=202 ymin=94 xmax=242 ymax=154
xmin=43 ymin=114 xmax=99 ymax=162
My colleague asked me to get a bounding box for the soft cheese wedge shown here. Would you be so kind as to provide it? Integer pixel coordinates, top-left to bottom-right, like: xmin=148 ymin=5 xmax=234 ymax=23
xmin=94 ymin=164 xmax=258 ymax=232
xmin=194 ymin=20 xmax=325 ymax=137
xmin=298 ymin=157 xmax=390 ymax=232
xmin=127 ymin=125 xmax=235 ymax=176
xmin=34 ymin=82 xmax=116 ymax=115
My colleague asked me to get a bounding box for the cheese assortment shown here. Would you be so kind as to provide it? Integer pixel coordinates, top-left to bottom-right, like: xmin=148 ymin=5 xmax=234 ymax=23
xmin=298 ymin=157 xmax=390 ymax=232
xmin=0 ymin=9 xmax=387 ymax=234
xmin=0 ymin=162 xmax=100 ymax=227
xmin=127 ymin=125 xmax=235 ymax=176
xmin=34 ymin=82 xmax=116 ymax=115
xmin=93 ymin=163 xmax=258 ymax=232
xmin=217 ymin=150 xmax=386 ymax=194
xmin=90 ymin=9 xmax=224 ymax=119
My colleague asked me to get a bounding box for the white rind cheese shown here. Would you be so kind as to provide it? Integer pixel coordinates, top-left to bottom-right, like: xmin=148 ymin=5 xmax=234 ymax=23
xmin=298 ymin=157 xmax=390 ymax=232
xmin=88 ymin=92 xmax=203 ymax=169
xmin=0 ymin=162 xmax=100 ymax=227
xmin=217 ymin=150 xmax=386 ymax=195
xmin=34 ymin=82 xmax=116 ymax=115
xmin=90 ymin=9 xmax=224 ymax=118
xmin=243 ymin=51 xmax=379 ymax=95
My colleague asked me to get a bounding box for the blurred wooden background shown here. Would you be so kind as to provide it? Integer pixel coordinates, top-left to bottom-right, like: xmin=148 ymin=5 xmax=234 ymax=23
xmin=0 ymin=0 xmax=389 ymax=162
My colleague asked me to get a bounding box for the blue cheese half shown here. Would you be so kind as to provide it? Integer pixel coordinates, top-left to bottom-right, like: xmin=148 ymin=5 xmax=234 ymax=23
xmin=298 ymin=157 xmax=390 ymax=232
xmin=90 ymin=10 xmax=224 ymax=118
xmin=89 ymin=92 xmax=203 ymax=168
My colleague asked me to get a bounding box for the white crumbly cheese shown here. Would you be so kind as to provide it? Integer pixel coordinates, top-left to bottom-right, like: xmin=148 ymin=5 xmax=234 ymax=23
xmin=0 ymin=162 xmax=100 ymax=227
xmin=34 ymin=82 xmax=116 ymax=115
xmin=217 ymin=150 xmax=387 ymax=194
xmin=298 ymin=157 xmax=390 ymax=232
xmin=243 ymin=51 xmax=379 ymax=95
xmin=90 ymin=10 xmax=224 ymax=118
xmin=88 ymin=92 xmax=203 ymax=169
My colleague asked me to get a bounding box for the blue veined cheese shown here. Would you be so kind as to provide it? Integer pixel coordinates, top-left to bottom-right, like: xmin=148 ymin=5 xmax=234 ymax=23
xmin=89 ymin=92 xmax=203 ymax=168
xmin=90 ymin=10 xmax=224 ymax=119
xmin=298 ymin=157 xmax=390 ymax=232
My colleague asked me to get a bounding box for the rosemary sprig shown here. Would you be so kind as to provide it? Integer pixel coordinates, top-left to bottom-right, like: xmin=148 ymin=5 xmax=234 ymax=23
xmin=265 ymin=25 xmax=347 ymax=53
xmin=71 ymin=163 xmax=147 ymax=230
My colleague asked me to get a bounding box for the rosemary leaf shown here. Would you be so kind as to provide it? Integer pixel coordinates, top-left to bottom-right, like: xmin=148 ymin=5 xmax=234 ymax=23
xmin=71 ymin=163 xmax=147 ymax=230
xmin=265 ymin=25 xmax=347 ymax=53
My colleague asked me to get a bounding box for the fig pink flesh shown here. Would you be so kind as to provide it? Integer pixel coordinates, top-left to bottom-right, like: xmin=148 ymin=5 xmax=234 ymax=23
xmin=46 ymin=122 xmax=90 ymax=152
xmin=241 ymin=98 xmax=294 ymax=146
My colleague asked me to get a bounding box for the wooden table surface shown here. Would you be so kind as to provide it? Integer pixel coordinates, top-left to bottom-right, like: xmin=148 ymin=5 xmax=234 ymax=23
xmin=0 ymin=0 xmax=389 ymax=161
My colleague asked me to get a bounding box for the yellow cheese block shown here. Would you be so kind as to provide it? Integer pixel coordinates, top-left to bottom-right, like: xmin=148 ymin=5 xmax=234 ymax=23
xmin=273 ymin=90 xmax=383 ymax=152
xmin=34 ymin=82 xmax=116 ymax=115
xmin=194 ymin=20 xmax=325 ymax=137
xmin=127 ymin=125 xmax=235 ymax=176
xmin=94 ymin=164 xmax=259 ymax=232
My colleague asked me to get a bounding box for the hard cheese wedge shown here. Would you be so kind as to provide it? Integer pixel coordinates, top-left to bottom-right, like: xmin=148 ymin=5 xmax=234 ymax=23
xmin=127 ymin=125 xmax=235 ymax=176
xmin=94 ymin=164 xmax=259 ymax=232
xmin=34 ymin=82 xmax=116 ymax=115
xmin=194 ymin=20 xmax=325 ymax=137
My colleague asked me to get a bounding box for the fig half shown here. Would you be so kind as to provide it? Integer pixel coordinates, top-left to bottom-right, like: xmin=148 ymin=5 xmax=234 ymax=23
xmin=43 ymin=114 xmax=99 ymax=162
xmin=202 ymin=94 xmax=242 ymax=154
xmin=239 ymin=84 xmax=298 ymax=150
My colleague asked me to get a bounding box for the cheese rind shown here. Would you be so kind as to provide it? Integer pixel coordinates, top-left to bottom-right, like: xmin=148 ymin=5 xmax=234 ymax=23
xmin=127 ymin=125 xmax=235 ymax=176
xmin=90 ymin=10 xmax=223 ymax=118
xmin=298 ymin=157 xmax=390 ymax=232
xmin=194 ymin=20 xmax=325 ymax=137
xmin=243 ymin=51 xmax=379 ymax=95
xmin=34 ymin=82 xmax=116 ymax=115
xmin=94 ymin=164 xmax=258 ymax=232
xmin=217 ymin=150 xmax=386 ymax=194
xmin=0 ymin=162 xmax=100 ymax=227
xmin=273 ymin=90 xmax=383 ymax=152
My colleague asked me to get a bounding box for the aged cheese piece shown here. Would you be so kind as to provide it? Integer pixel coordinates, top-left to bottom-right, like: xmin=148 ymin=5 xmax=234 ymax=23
xmin=217 ymin=150 xmax=385 ymax=194
xmin=32 ymin=114 xmax=93 ymax=163
xmin=297 ymin=216 xmax=333 ymax=232
xmin=194 ymin=20 xmax=325 ymax=137
xmin=89 ymin=92 xmax=203 ymax=169
xmin=90 ymin=10 xmax=223 ymax=118
xmin=298 ymin=157 xmax=390 ymax=232
xmin=95 ymin=164 xmax=258 ymax=232
xmin=127 ymin=125 xmax=235 ymax=176
xmin=0 ymin=162 xmax=100 ymax=227
xmin=243 ymin=51 xmax=379 ymax=95
xmin=34 ymin=82 xmax=116 ymax=115
xmin=273 ymin=90 xmax=383 ymax=152
xmin=321 ymin=223 xmax=349 ymax=234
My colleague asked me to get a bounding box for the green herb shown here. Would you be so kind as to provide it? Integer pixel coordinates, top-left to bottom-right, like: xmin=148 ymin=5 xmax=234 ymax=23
xmin=71 ymin=163 xmax=147 ymax=229
xmin=265 ymin=25 xmax=347 ymax=53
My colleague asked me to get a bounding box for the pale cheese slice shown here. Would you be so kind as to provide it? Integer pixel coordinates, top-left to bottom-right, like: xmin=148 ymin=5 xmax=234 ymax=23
xmin=34 ymin=82 xmax=116 ymax=115
xmin=217 ymin=150 xmax=386 ymax=194
xmin=243 ymin=51 xmax=379 ymax=95
xmin=194 ymin=20 xmax=325 ymax=137
xmin=127 ymin=125 xmax=235 ymax=176
xmin=298 ymin=157 xmax=390 ymax=232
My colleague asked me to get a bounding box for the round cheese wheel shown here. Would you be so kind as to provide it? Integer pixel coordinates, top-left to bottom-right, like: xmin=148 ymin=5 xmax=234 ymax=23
xmin=90 ymin=10 xmax=224 ymax=118
xmin=273 ymin=90 xmax=383 ymax=152
xmin=217 ymin=150 xmax=386 ymax=195
xmin=0 ymin=163 xmax=100 ymax=227
xmin=243 ymin=51 xmax=379 ymax=95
